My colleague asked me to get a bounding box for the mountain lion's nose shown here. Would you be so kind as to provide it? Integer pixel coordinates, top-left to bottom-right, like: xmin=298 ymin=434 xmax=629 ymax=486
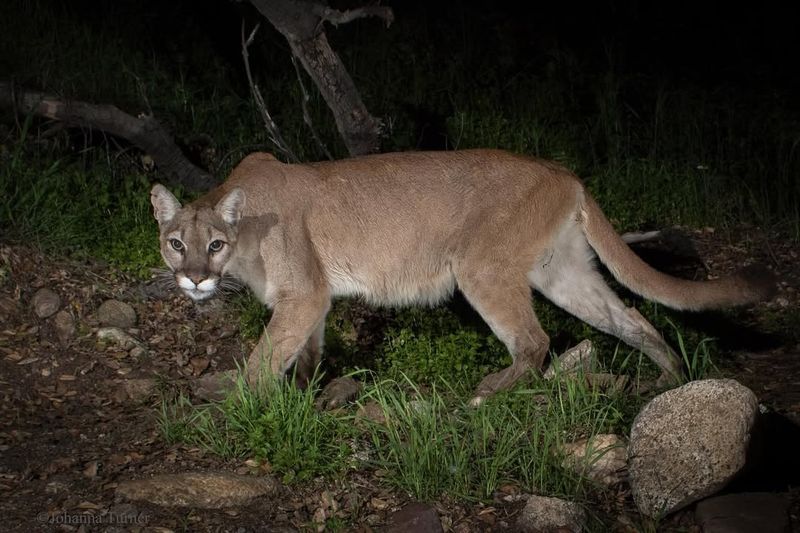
xmin=188 ymin=273 xmax=206 ymax=285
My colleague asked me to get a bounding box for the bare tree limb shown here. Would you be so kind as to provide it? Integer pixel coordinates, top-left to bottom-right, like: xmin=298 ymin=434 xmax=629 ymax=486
xmin=0 ymin=81 xmax=217 ymax=191
xmin=310 ymin=4 xmax=394 ymax=30
xmin=241 ymin=22 xmax=299 ymax=163
xmin=248 ymin=0 xmax=389 ymax=156
xmin=291 ymin=55 xmax=333 ymax=161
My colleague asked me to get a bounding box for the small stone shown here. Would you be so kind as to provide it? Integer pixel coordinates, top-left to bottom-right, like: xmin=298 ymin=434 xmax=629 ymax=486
xmin=385 ymin=502 xmax=443 ymax=533
xmin=370 ymin=497 xmax=390 ymax=510
xmin=129 ymin=346 xmax=147 ymax=359
xmin=544 ymin=339 xmax=595 ymax=379
xmin=192 ymin=370 xmax=238 ymax=401
xmin=120 ymin=378 xmax=157 ymax=402
xmin=97 ymin=299 xmax=137 ymax=329
xmin=83 ymin=461 xmax=99 ymax=478
xmin=561 ymin=434 xmax=627 ymax=486
xmin=116 ymin=472 xmax=279 ymax=509
xmin=517 ymin=495 xmax=586 ymax=532
xmin=312 ymin=506 xmax=327 ymax=531
xmin=97 ymin=327 xmax=140 ymax=350
xmin=364 ymin=514 xmax=381 ymax=526
xmin=695 ymin=492 xmax=790 ymax=533
xmin=52 ymin=310 xmax=75 ymax=346
xmin=315 ymin=376 xmax=361 ymax=410
xmin=356 ymin=401 xmax=386 ymax=425
xmin=32 ymin=288 xmax=60 ymax=318
xmin=189 ymin=356 xmax=210 ymax=375
xmin=319 ymin=490 xmax=338 ymax=513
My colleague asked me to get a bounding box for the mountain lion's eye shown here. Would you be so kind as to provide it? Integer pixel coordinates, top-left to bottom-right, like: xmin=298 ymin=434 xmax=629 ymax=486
xmin=170 ymin=239 xmax=184 ymax=252
xmin=208 ymin=240 xmax=224 ymax=253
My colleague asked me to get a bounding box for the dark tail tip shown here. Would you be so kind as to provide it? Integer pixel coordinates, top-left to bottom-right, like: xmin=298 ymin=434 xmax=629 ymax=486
xmin=737 ymin=264 xmax=778 ymax=303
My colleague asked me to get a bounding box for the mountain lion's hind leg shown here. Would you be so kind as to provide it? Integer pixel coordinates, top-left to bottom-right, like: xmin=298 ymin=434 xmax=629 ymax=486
xmin=529 ymin=238 xmax=684 ymax=384
xmin=456 ymin=274 xmax=550 ymax=406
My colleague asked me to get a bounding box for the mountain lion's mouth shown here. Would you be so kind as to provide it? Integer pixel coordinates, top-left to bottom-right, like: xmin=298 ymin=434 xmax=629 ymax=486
xmin=183 ymin=288 xmax=216 ymax=301
xmin=176 ymin=275 xmax=218 ymax=301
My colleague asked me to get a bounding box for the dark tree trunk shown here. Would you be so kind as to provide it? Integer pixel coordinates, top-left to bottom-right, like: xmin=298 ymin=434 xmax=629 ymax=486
xmin=249 ymin=0 xmax=392 ymax=157
xmin=0 ymin=82 xmax=218 ymax=191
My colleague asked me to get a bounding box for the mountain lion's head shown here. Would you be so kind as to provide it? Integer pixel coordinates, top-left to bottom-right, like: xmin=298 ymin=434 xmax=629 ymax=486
xmin=150 ymin=184 xmax=245 ymax=301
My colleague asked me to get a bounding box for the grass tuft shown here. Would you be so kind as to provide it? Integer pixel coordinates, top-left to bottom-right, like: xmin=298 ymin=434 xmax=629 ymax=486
xmin=158 ymin=370 xmax=353 ymax=483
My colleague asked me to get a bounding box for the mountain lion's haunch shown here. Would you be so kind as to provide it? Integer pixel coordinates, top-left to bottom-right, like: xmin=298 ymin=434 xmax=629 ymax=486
xmin=151 ymin=149 xmax=775 ymax=402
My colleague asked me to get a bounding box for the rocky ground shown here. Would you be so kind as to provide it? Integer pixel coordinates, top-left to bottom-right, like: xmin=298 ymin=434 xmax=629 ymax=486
xmin=0 ymin=224 xmax=798 ymax=532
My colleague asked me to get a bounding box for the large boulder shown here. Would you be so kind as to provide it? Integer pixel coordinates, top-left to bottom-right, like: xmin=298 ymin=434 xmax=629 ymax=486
xmin=628 ymin=379 xmax=758 ymax=517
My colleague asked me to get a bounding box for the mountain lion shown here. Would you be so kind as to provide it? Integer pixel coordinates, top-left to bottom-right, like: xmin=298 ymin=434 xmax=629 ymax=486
xmin=151 ymin=149 xmax=774 ymax=403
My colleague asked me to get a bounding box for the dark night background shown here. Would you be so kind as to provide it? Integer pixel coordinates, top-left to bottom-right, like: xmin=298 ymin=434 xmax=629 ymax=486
xmin=3 ymin=0 xmax=796 ymax=228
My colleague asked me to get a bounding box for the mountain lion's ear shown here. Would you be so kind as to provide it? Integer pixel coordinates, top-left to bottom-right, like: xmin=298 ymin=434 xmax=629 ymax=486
xmin=215 ymin=188 xmax=245 ymax=226
xmin=151 ymin=184 xmax=181 ymax=226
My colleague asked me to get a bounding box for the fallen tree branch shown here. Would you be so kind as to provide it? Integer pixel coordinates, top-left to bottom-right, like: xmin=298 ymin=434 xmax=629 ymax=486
xmin=0 ymin=81 xmax=217 ymax=191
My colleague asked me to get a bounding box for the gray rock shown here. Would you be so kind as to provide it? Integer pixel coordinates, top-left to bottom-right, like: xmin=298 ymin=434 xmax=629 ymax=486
xmin=119 ymin=378 xmax=157 ymax=402
xmin=628 ymin=379 xmax=759 ymax=518
xmin=97 ymin=299 xmax=137 ymax=329
xmin=193 ymin=369 xmax=238 ymax=401
xmin=97 ymin=327 xmax=140 ymax=350
xmin=116 ymin=472 xmax=279 ymax=509
xmin=695 ymin=492 xmax=790 ymax=533
xmin=561 ymin=434 xmax=627 ymax=486
xmin=356 ymin=401 xmax=387 ymax=425
xmin=316 ymin=376 xmax=361 ymax=410
xmin=32 ymin=288 xmax=60 ymax=318
xmin=385 ymin=502 xmax=443 ymax=533
xmin=52 ymin=310 xmax=75 ymax=345
xmin=129 ymin=345 xmax=148 ymax=359
xmin=544 ymin=339 xmax=595 ymax=379
xmin=517 ymin=495 xmax=586 ymax=532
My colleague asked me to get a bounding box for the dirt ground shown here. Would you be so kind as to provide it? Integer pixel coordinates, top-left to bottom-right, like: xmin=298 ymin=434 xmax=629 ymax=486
xmin=0 ymin=224 xmax=797 ymax=532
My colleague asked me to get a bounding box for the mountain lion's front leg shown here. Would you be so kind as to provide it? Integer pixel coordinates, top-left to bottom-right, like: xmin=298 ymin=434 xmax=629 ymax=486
xmin=246 ymin=293 xmax=330 ymax=387
xmin=293 ymin=321 xmax=326 ymax=388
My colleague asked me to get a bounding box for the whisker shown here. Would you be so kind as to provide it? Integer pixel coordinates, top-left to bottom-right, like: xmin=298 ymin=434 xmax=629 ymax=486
xmin=218 ymin=276 xmax=246 ymax=298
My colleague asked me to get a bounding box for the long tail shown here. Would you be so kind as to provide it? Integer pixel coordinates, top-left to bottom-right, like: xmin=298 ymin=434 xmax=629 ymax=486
xmin=580 ymin=194 xmax=775 ymax=311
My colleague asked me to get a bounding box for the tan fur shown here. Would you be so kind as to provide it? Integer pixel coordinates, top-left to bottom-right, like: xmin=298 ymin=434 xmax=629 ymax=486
xmin=151 ymin=149 xmax=775 ymax=399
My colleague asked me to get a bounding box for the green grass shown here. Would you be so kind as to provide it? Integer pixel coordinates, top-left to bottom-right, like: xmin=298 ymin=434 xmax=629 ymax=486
xmin=360 ymin=373 xmax=626 ymax=502
xmin=158 ymin=363 xmax=636 ymax=504
xmin=154 ymin=307 xmax=716 ymax=531
xmin=0 ymin=134 xmax=162 ymax=277
xmin=158 ymin=371 xmax=354 ymax=483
